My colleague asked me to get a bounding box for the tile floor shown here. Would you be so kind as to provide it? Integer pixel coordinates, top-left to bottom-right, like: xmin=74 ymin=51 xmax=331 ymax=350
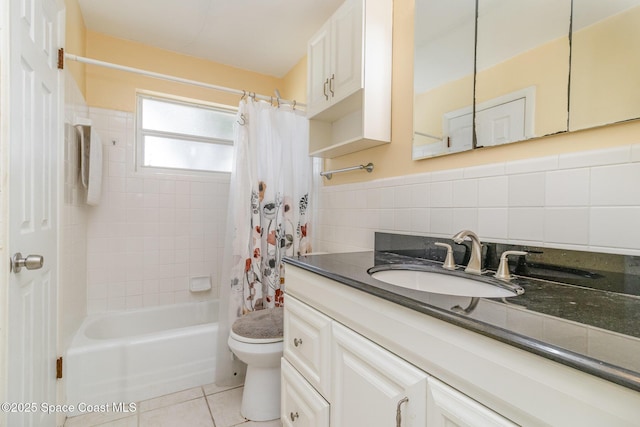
xmin=63 ymin=384 xmax=282 ymax=427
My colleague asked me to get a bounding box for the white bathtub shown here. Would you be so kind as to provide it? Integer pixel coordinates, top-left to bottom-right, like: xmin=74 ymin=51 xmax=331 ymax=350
xmin=65 ymin=300 xmax=218 ymax=413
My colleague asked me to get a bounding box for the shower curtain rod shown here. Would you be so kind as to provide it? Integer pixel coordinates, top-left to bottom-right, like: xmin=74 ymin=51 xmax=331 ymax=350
xmin=64 ymin=53 xmax=306 ymax=109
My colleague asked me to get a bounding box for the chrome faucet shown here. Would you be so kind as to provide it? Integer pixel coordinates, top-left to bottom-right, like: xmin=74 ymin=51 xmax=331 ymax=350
xmin=452 ymin=230 xmax=483 ymax=275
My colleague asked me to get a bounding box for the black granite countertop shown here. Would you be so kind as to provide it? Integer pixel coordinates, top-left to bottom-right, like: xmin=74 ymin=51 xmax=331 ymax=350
xmin=284 ymin=248 xmax=640 ymax=392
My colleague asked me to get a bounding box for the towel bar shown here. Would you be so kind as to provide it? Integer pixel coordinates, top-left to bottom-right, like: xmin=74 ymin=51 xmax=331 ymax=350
xmin=320 ymin=163 xmax=374 ymax=180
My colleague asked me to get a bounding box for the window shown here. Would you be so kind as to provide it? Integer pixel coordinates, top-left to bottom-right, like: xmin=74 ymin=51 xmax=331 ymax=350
xmin=136 ymin=93 xmax=236 ymax=173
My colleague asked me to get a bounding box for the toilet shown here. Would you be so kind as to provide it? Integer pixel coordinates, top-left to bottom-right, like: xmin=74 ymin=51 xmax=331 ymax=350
xmin=228 ymin=307 xmax=284 ymax=421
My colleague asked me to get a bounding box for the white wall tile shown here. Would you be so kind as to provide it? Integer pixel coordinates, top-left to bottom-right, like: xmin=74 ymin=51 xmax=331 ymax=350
xmin=478 ymin=176 xmax=508 ymax=207
xmin=505 ymin=155 xmax=558 ymax=175
xmin=453 ymin=180 xmax=478 ymax=207
xmin=452 ymin=208 xmax=478 ymax=233
xmin=508 ymin=208 xmax=544 ymax=242
xmin=430 ymin=208 xmax=454 ymax=235
xmin=544 ymin=208 xmax=589 ymax=245
xmin=509 ymin=173 xmax=545 ymax=207
xmin=591 ymin=163 xmax=640 ymax=206
xmin=410 ymin=183 xmax=429 ymax=208
xmin=590 ymin=207 xmax=640 ymax=249
xmin=430 ymin=181 xmax=453 ymax=207
xmin=478 ymin=208 xmax=508 ymax=240
xmin=632 ymin=144 xmax=640 ymax=162
xmin=85 ymin=108 xmax=226 ymax=313
xmin=393 ymin=185 xmax=413 ymax=208
xmin=317 ymin=145 xmax=640 ymax=256
xmin=463 ymin=162 xmax=505 ymax=178
xmin=558 ymin=146 xmax=631 ymax=169
xmin=546 ymin=168 xmax=590 ymax=206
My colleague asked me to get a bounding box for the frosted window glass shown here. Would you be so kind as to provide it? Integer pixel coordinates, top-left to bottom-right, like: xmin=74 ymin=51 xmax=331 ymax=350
xmin=141 ymin=97 xmax=234 ymax=140
xmin=144 ymin=136 xmax=233 ymax=172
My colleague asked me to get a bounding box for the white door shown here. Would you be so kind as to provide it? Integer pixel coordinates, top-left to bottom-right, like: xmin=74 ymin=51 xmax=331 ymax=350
xmin=330 ymin=323 xmax=428 ymax=427
xmin=6 ymin=0 xmax=61 ymax=425
xmin=475 ymin=97 xmax=526 ymax=148
xmin=307 ymin=21 xmax=331 ymax=118
xmin=330 ymin=0 xmax=362 ymax=104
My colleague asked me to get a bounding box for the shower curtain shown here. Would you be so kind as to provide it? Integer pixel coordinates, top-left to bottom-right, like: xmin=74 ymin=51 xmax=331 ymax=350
xmin=215 ymin=98 xmax=315 ymax=385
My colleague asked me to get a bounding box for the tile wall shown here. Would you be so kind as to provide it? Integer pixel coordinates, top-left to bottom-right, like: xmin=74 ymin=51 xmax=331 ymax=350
xmin=85 ymin=108 xmax=230 ymax=314
xmin=316 ymin=143 xmax=640 ymax=255
xmin=61 ymin=72 xmax=90 ymax=347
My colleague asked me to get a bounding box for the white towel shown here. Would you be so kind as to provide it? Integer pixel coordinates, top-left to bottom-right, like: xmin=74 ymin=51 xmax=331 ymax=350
xmin=86 ymin=127 xmax=103 ymax=206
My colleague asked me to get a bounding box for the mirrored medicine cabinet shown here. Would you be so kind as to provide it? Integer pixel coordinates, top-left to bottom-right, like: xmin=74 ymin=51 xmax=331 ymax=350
xmin=413 ymin=0 xmax=640 ymax=160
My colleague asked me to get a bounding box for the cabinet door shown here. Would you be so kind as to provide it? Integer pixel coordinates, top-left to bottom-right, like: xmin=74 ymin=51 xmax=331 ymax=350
xmin=427 ymin=378 xmax=517 ymax=427
xmin=282 ymin=359 xmax=330 ymax=427
xmin=307 ymin=21 xmax=332 ymax=118
xmin=284 ymin=295 xmax=332 ymax=397
xmin=330 ymin=0 xmax=363 ymax=104
xmin=331 ymin=323 xmax=428 ymax=427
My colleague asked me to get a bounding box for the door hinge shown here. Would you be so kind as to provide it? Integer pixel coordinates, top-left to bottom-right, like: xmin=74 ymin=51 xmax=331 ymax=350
xmin=57 ymin=48 xmax=64 ymax=70
xmin=56 ymin=357 xmax=63 ymax=379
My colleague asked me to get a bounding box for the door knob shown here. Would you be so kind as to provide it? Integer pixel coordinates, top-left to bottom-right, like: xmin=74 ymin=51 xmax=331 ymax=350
xmin=11 ymin=253 xmax=44 ymax=273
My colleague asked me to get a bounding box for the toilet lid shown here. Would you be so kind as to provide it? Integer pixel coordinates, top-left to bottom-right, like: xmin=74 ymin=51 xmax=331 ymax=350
xmin=231 ymin=307 xmax=283 ymax=343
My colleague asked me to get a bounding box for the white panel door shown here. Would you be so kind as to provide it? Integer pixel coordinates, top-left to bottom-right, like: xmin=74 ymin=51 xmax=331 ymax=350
xmin=307 ymin=21 xmax=331 ymax=118
xmin=331 ymin=323 xmax=428 ymax=427
xmin=7 ymin=0 xmax=61 ymax=425
xmin=475 ymin=98 xmax=526 ymax=147
xmin=330 ymin=0 xmax=363 ymax=104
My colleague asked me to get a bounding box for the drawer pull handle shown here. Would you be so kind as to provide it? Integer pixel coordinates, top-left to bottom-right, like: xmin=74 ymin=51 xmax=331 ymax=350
xmin=396 ymin=397 xmax=409 ymax=427
xmin=290 ymin=411 xmax=299 ymax=421
xmin=293 ymin=338 xmax=303 ymax=347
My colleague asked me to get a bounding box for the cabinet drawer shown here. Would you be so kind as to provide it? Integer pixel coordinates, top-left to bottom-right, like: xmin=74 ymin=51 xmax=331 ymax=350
xmin=284 ymin=295 xmax=332 ymax=397
xmin=281 ymin=359 xmax=330 ymax=427
xmin=427 ymin=377 xmax=517 ymax=427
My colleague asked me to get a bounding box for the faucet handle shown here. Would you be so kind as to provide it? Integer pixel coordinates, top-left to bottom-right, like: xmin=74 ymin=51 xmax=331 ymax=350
xmin=495 ymin=251 xmax=528 ymax=280
xmin=435 ymin=242 xmax=456 ymax=270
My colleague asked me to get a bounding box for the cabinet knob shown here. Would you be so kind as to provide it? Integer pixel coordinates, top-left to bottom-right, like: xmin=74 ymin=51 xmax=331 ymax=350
xmin=293 ymin=338 xmax=303 ymax=347
xmin=323 ymin=79 xmax=329 ymax=100
xmin=290 ymin=411 xmax=299 ymax=421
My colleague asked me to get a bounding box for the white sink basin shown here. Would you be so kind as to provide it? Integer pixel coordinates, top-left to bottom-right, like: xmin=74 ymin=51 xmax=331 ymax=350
xmin=369 ymin=267 xmax=523 ymax=298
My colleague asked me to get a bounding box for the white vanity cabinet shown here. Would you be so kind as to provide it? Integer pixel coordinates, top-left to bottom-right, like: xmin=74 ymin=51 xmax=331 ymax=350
xmin=306 ymin=0 xmax=392 ymax=158
xmin=283 ymin=264 xmax=640 ymax=426
xmin=281 ymin=359 xmax=330 ymax=427
xmin=283 ymin=294 xmax=514 ymax=426
xmin=331 ymin=321 xmax=428 ymax=426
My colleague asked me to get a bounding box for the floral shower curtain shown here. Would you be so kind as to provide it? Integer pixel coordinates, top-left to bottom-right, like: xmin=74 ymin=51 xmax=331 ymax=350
xmin=216 ymin=98 xmax=314 ymax=385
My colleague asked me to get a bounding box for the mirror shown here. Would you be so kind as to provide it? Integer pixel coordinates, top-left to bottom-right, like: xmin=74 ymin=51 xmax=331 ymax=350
xmin=570 ymin=0 xmax=640 ymax=131
xmin=413 ymin=0 xmax=476 ymax=159
xmin=474 ymin=0 xmax=571 ymax=148
xmin=413 ymin=0 xmax=640 ymax=159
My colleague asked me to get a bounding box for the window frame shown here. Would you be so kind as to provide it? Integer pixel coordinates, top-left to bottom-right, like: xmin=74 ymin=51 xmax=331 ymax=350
xmin=135 ymin=91 xmax=237 ymax=177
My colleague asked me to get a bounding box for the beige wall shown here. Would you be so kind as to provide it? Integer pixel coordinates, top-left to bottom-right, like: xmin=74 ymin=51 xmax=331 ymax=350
xmin=64 ymin=0 xmax=86 ymax=95
xmin=84 ymin=31 xmax=285 ymax=112
xmin=476 ymin=36 xmax=570 ymax=138
xmin=323 ymin=0 xmax=640 ymax=185
xmin=570 ymin=5 xmax=640 ymax=130
xmin=64 ymin=0 xmax=640 ymax=185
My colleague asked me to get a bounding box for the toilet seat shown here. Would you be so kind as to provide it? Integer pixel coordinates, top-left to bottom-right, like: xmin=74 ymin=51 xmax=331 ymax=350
xmin=231 ymin=306 xmax=284 ymax=344
xmin=229 ymin=329 xmax=282 ymax=344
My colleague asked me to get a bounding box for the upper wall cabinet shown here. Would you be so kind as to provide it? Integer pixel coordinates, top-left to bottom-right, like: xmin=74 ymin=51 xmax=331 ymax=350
xmin=307 ymin=0 xmax=363 ymax=117
xmin=307 ymin=0 xmax=393 ymax=158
